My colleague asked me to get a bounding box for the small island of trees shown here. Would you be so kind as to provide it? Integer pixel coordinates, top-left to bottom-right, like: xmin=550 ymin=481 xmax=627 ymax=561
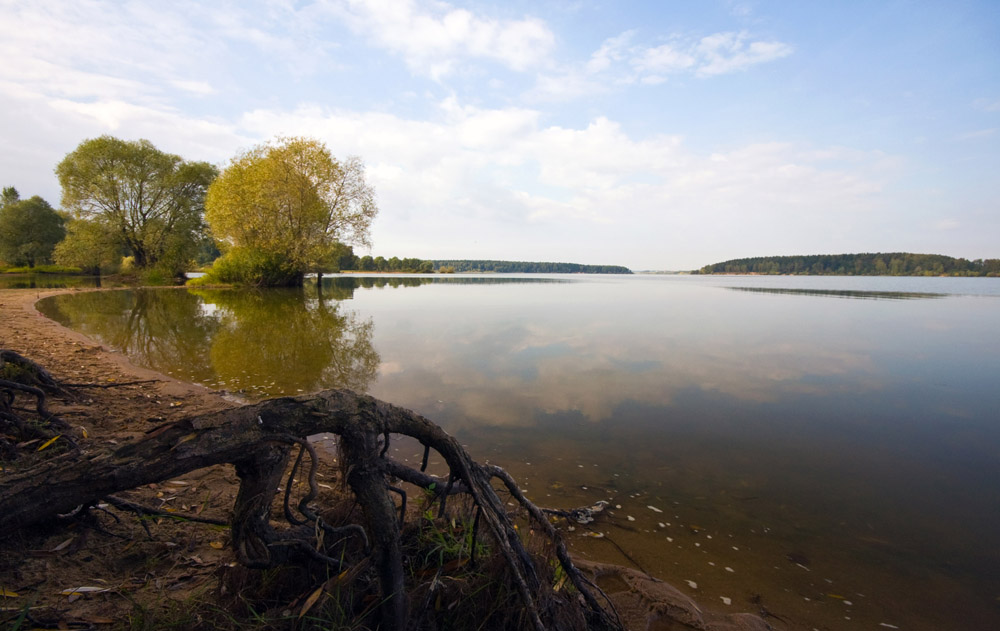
xmin=696 ymin=253 xmax=1000 ymax=277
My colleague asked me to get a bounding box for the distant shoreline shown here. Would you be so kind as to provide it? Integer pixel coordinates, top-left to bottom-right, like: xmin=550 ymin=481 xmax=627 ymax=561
xmin=696 ymin=252 xmax=999 ymax=277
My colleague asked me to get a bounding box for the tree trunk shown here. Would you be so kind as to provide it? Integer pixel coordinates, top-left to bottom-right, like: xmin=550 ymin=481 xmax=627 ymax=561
xmin=0 ymin=388 xmax=623 ymax=631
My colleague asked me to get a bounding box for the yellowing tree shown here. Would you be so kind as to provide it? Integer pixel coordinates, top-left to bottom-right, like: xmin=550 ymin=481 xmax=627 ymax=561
xmin=203 ymin=137 xmax=377 ymax=286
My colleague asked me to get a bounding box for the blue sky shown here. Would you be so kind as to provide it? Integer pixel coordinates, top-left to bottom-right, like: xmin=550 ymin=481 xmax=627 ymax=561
xmin=1 ymin=0 xmax=997 ymax=270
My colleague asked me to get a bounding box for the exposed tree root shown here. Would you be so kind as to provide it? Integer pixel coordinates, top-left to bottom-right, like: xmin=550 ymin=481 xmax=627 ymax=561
xmin=1 ymin=386 xmax=625 ymax=631
xmin=1 ymin=349 xmax=75 ymax=457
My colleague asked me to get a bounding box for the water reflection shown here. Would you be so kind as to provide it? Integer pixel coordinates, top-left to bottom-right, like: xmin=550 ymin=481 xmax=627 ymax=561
xmin=34 ymin=276 xmax=1000 ymax=630
xmin=308 ymin=273 xmax=569 ymax=300
xmin=39 ymin=289 xmax=220 ymax=380
xmin=192 ymin=288 xmax=378 ymax=396
xmin=0 ymin=274 xmax=111 ymax=289
xmin=39 ymin=287 xmax=378 ymax=397
xmin=725 ymin=286 xmax=948 ymax=300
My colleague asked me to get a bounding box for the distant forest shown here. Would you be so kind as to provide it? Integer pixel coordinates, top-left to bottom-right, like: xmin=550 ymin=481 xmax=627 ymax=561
xmin=432 ymin=260 xmax=633 ymax=274
xmin=696 ymin=253 xmax=1000 ymax=277
xmin=329 ymin=249 xmax=632 ymax=274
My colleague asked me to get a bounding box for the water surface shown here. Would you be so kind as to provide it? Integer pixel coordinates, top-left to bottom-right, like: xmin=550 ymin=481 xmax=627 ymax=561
xmin=37 ymin=274 xmax=1000 ymax=630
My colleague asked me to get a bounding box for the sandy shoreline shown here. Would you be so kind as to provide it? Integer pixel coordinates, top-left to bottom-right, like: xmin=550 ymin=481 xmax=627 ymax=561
xmin=0 ymin=286 xmax=768 ymax=631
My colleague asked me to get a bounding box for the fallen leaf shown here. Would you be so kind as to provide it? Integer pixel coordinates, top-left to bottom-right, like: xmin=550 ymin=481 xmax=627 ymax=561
xmin=299 ymin=586 xmax=324 ymax=619
xmin=170 ymin=433 xmax=199 ymax=450
xmin=209 ymin=541 xmax=224 ymax=549
xmin=0 ymin=587 xmax=19 ymax=598
xmin=52 ymin=537 xmax=75 ymax=552
xmin=37 ymin=435 xmax=62 ymax=451
xmin=553 ymin=572 xmax=568 ymax=592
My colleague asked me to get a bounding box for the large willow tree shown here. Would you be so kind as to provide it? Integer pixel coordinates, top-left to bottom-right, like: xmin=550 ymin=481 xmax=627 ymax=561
xmin=56 ymin=136 xmax=217 ymax=275
xmin=204 ymin=137 xmax=378 ymax=286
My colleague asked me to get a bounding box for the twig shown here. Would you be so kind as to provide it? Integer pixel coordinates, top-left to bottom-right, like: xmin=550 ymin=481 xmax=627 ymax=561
xmin=104 ymin=494 xmax=229 ymax=526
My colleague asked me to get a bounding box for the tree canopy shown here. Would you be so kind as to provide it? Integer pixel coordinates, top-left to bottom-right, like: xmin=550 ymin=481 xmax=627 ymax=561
xmin=203 ymin=137 xmax=377 ymax=286
xmin=52 ymin=217 xmax=121 ymax=275
xmin=696 ymin=252 xmax=1000 ymax=276
xmin=55 ymin=136 xmax=217 ymax=275
xmin=0 ymin=188 xmax=65 ymax=268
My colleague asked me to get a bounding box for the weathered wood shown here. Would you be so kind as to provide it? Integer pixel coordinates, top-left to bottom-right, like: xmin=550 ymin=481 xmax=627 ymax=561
xmin=0 ymin=388 xmax=623 ymax=631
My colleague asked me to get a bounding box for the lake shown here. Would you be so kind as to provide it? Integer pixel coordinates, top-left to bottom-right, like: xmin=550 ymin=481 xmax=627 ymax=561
xmin=37 ymin=274 xmax=1000 ymax=630
xmin=0 ymin=274 xmax=112 ymax=290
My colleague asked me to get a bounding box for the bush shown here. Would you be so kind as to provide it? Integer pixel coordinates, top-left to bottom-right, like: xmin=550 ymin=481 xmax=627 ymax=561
xmin=139 ymin=267 xmax=172 ymax=286
xmin=188 ymin=248 xmax=303 ymax=287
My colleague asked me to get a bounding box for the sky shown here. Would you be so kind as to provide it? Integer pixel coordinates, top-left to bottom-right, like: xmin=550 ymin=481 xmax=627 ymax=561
xmin=1 ymin=0 xmax=998 ymax=271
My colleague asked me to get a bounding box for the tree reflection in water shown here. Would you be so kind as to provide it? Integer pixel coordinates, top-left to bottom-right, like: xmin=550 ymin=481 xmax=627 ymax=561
xmin=193 ymin=287 xmax=378 ymax=396
xmin=40 ymin=286 xmax=379 ymax=398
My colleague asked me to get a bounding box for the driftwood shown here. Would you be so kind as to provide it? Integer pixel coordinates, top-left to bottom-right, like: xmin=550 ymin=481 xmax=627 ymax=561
xmin=0 ymin=381 xmax=624 ymax=631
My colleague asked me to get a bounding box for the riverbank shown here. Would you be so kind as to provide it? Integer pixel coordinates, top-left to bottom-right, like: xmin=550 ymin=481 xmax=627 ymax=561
xmin=0 ymin=287 xmax=768 ymax=630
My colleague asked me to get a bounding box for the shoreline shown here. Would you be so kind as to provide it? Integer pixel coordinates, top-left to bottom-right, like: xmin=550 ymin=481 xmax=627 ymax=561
xmin=0 ymin=287 xmax=767 ymax=630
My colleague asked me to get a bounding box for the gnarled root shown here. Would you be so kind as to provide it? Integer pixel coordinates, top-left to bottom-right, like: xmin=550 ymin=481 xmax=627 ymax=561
xmin=0 ymin=388 xmax=624 ymax=631
xmin=0 ymin=349 xmax=74 ymax=456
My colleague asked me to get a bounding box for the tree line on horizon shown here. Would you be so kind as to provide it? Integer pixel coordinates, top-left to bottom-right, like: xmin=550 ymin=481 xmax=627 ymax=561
xmin=431 ymin=260 xmax=632 ymax=274
xmin=696 ymin=253 xmax=1000 ymax=277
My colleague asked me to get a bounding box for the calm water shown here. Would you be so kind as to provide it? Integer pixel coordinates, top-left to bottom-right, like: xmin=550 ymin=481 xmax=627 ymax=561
xmin=37 ymin=275 xmax=1000 ymax=630
xmin=0 ymin=273 xmax=111 ymax=289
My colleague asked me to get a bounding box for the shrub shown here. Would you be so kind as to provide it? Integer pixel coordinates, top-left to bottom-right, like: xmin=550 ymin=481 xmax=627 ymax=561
xmin=188 ymin=248 xmax=302 ymax=287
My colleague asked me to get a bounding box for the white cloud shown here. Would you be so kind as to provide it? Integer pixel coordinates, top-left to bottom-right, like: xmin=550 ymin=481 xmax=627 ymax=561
xmin=0 ymin=1 xmax=216 ymax=104
xmin=171 ymin=80 xmax=216 ymax=96
xmin=1 ymin=52 xmax=895 ymax=269
xmin=0 ymin=84 xmax=246 ymax=206
xmin=586 ymin=30 xmax=635 ymax=74
xmin=529 ymin=70 xmax=608 ymax=101
xmin=694 ymin=32 xmax=792 ymax=76
xmin=535 ymin=28 xmax=792 ymax=99
xmin=632 ymin=43 xmax=697 ymax=77
xmin=10 ymin=1 xmax=982 ymax=270
xmin=232 ymin=97 xmax=895 ymax=268
xmin=333 ymin=0 xmax=556 ymax=78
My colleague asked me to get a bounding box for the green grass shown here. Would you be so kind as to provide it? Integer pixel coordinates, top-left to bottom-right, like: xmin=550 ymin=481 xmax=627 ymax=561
xmin=0 ymin=264 xmax=84 ymax=274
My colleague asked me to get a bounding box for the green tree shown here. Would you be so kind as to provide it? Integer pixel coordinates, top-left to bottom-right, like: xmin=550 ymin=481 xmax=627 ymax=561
xmin=0 ymin=190 xmax=66 ymax=267
xmin=53 ymin=217 xmax=121 ymax=275
xmin=332 ymin=242 xmax=357 ymax=271
xmin=55 ymin=136 xmax=217 ymax=275
xmin=203 ymin=137 xmax=377 ymax=286
xmin=1 ymin=186 xmax=19 ymax=207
